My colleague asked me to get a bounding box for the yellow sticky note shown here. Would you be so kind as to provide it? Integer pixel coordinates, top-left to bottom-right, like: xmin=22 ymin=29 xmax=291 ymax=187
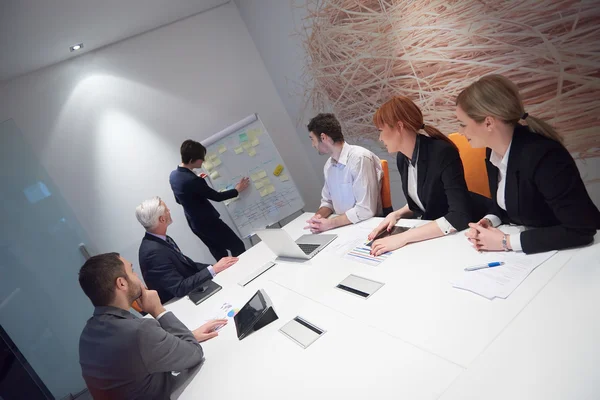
xmin=257 ymin=170 xmax=267 ymax=179
xmin=266 ymin=185 xmax=275 ymax=194
xmin=273 ymin=164 xmax=284 ymax=176
xmin=218 ymin=145 xmax=227 ymax=154
xmin=260 ymin=178 xmax=270 ymax=186
xmin=242 ymin=142 xmax=251 ymax=150
xmin=255 ymin=181 xmax=264 ymax=189
xmin=259 ymin=188 xmax=268 ymax=197
xmin=209 ymin=171 xmax=220 ymax=180
xmin=248 ymin=148 xmax=256 ymax=157
xmin=213 ymin=158 xmax=222 ymax=167
xmin=251 ymin=138 xmax=260 ymax=147
xmin=280 ymin=174 xmax=289 ymax=182
xmin=203 ymin=161 xmax=213 ymax=172
xmin=234 ymin=147 xmax=243 ymax=154
xmin=250 ymin=173 xmax=260 ymax=181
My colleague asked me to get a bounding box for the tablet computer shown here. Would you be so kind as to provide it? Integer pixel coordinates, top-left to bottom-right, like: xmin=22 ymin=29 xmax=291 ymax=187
xmin=234 ymin=289 xmax=278 ymax=340
xmin=188 ymin=280 xmax=222 ymax=305
xmin=366 ymin=225 xmax=411 ymax=247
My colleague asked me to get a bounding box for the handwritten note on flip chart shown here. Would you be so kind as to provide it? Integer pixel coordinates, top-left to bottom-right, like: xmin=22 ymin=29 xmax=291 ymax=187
xmin=234 ymin=147 xmax=243 ymax=154
xmin=259 ymin=188 xmax=268 ymax=197
xmin=213 ymin=158 xmax=222 ymax=167
xmin=255 ymin=181 xmax=264 ymax=189
xmin=280 ymin=174 xmax=289 ymax=182
xmin=250 ymin=173 xmax=260 ymax=181
xmin=218 ymin=145 xmax=227 ymax=153
xmin=266 ymin=185 xmax=275 ymax=194
xmin=251 ymin=138 xmax=260 ymax=147
xmin=203 ymin=161 xmax=213 ymax=172
xmin=257 ymin=171 xmax=267 ymax=179
xmin=248 ymin=148 xmax=256 ymax=157
xmin=239 ymin=133 xmax=248 ymax=142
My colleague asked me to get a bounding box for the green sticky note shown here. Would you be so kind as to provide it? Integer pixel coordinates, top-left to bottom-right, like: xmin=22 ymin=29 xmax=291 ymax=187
xmin=239 ymin=133 xmax=248 ymax=142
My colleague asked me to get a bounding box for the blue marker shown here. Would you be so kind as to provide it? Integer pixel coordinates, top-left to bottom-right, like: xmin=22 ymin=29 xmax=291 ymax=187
xmin=464 ymin=261 xmax=505 ymax=272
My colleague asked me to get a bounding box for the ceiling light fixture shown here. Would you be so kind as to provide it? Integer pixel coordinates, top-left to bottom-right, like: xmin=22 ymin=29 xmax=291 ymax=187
xmin=69 ymin=43 xmax=84 ymax=52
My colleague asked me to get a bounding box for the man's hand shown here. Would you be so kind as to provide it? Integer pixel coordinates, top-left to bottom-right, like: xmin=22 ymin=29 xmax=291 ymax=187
xmin=135 ymin=288 xmax=166 ymax=318
xmin=193 ymin=319 xmax=228 ymax=342
xmin=235 ymin=177 xmax=250 ymax=192
xmin=304 ymin=214 xmax=333 ymax=233
xmin=370 ymin=234 xmax=407 ymax=256
xmin=213 ymin=256 xmax=239 ymax=274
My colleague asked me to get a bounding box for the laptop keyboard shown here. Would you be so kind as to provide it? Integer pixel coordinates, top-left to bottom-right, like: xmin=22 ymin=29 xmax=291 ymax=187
xmin=298 ymin=243 xmax=320 ymax=255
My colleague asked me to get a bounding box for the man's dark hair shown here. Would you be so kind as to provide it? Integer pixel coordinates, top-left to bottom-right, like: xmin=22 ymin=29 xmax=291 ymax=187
xmin=307 ymin=113 xmax=344 ymax=143
xmin=180 ymin=139 xmax=206 ymax=164
xmin=79 ymin=252 xmax=126 ymax=307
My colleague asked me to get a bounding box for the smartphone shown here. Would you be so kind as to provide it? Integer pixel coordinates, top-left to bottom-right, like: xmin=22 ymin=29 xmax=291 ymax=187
xmin=366 ymin=226 xmax=410 ymax=247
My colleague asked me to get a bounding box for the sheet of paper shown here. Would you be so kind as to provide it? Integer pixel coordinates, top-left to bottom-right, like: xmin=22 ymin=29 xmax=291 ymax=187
xmin=251 ymin=138 xmax=260 ymax=147
xmin=210 ymin=171 xmax=220 ymax=180
xmin=218 ymin=145 xmax=227 ymax=153
xmin=344 ymin=240 xmax=392 ymax=267
xmin=450 ymin=250 xmax=557 ymax=300
xmin=257 ymin=170 xmax=267 ymax=179
xmin=239 ymin=133 xmax=248 ymax=142
xmin=213 ymin=158 xmax=222 ymax=167
xmin=205 ymin=302 xmax=238 ymax=331
xmin=266 ymin=185 xmax=275 ymax=194
xmin=234 ymin=146 xmax=243 ymax=154
xmin=248 ymin=148 xmax=256 ymax=157
xmin=279 ymin=174 xmax=289 ymax=182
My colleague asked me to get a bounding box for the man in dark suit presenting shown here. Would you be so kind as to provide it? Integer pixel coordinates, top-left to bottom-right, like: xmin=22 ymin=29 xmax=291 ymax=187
xmin=78 ymin=252 xmax=226 ymax=399
xmin=170 ymin=139 xmax=250 ymax=260
xmin=136 ymin=197 xmax=238 ymax=303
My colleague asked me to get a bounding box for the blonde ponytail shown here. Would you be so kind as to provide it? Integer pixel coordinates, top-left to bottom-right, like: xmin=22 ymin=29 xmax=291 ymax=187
xmin=456 ymin=74 xmax=564 ymax=145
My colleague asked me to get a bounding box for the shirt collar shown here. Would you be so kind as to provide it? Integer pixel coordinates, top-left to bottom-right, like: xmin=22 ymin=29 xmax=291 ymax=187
xmin=490 ymin=138 xmax=513 ymax=170
xmin=406 ymin=134 xmax=421 ymax=167
xmin=332 ymin=142 xmax=350 ymax=166
xmin=93 ymin=306 xmax=136 ymax=319
xmin=147 ymin=231 xmax=167 ymax=241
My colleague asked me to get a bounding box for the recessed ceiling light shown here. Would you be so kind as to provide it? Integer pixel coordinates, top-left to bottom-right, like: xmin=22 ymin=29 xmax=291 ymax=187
xmin=70 ymin=43 xmax=84 ymax=52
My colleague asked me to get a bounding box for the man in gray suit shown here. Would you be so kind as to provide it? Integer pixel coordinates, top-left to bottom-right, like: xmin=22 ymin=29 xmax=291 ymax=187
xmin=78 ymin=252 xmax=226 ymax=400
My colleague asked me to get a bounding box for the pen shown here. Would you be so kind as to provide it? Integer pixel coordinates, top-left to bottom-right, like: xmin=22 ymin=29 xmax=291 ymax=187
xmin=464 ymin=261 xmax=505 ymax=272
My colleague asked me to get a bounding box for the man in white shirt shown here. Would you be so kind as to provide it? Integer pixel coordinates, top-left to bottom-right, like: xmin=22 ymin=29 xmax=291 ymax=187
xmin=305 ymin=113 xmax=383 ymax=233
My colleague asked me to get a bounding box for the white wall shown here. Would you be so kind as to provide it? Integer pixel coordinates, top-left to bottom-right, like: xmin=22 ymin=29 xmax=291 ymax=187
xmin=234 ymin=0 xmax=600 ymax=209
xmin=0 ymin=2 xmax=322 ymax=270
xmin=234 ymin=0 xmax=407 ymax=209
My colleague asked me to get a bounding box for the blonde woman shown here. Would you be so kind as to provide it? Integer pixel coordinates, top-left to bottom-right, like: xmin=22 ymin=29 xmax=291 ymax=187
xmin=457 ymin=75 xmax=600 ymax=254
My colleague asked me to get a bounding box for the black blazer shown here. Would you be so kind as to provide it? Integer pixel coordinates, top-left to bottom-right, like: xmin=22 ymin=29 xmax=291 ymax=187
xmin=139 ymin=233 xmax=212 ymax=303
xmin=397 ymin=134 xmax=473 ymax=230
xmin=169 ymin=166 xmax=238 ymax=232
xmin=485 ymin=125 xmax=600 ymax=254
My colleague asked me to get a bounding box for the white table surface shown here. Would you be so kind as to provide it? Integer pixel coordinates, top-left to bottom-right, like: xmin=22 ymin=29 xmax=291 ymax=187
xmin=169 ymin=212 xmax=600 ymax=399
xmin=168 ymin=281 xmax=462 ymax=400
xmin=439 ymin=236 xmax=600 ymax=400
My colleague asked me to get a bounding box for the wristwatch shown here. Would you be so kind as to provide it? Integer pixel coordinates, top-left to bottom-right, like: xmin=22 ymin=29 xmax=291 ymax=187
xmin=502 ymin=234 xmax=510 ymax=251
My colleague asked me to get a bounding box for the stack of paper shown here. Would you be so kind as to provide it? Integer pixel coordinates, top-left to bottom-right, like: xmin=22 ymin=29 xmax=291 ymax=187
xmin=451 ymin=250 xmax=557 ymax=300
xmin=345 ymin=241 xmax=392 ymax=266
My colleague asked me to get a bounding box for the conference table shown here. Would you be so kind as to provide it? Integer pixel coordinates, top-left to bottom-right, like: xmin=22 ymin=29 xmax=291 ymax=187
xmin=168 ymin=213 xmax=600 ymax=400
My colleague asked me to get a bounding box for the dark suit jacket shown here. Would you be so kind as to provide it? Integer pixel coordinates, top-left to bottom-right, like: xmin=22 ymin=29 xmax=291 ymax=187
xmin=139 ymin=233 xmax=212 ymax=303
xmin=485 ymin=125 xmax=600 ymax=254
xmin=79 ymin=306 xmax=203 ymax=400
xmin=169 ymin=166 xmax=238 ymax=232
xmin=396 ymin=134 xmax=473 ymax=231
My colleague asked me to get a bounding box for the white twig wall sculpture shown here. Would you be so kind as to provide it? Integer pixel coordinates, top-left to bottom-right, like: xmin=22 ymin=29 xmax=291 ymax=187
xmin=298 ymin=0 xmax=600 ymax=159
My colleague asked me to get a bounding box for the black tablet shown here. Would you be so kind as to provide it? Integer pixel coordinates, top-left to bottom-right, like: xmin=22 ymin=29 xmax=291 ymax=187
xmin=366 ymin=225 xmax=410 ymax=246
xmin=234 ymin=289 xmax=278 ymax=340
xmin=188 ymin=280 xmax=222 ymax=305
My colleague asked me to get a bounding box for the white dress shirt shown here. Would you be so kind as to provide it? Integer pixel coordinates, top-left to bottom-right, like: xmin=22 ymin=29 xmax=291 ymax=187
xmin=147 ymin=232 xmax=216 ymax=276
xmin=320 ymin=142 xmax=383 ymax=223
xmin=483 ymin=140 xmax=523 ymax=251
xmin=405 ymin=137 xmax=456 ymax=235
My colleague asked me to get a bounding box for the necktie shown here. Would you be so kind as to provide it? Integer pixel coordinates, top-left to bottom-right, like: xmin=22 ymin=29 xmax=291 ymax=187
xmin=166 ymin=236 xmax=181 ymax=253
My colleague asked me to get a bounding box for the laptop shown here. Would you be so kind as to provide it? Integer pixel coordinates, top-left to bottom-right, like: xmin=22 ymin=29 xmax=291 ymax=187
xmin=255 ymin=229 xmax=337 ymax=260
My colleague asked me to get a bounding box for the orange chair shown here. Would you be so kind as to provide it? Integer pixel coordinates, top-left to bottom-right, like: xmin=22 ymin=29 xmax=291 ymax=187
xmin=448 ymin=133 xmax=491 ymax=199
xmin=380 ymin=160 xmax=393 ymax=216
